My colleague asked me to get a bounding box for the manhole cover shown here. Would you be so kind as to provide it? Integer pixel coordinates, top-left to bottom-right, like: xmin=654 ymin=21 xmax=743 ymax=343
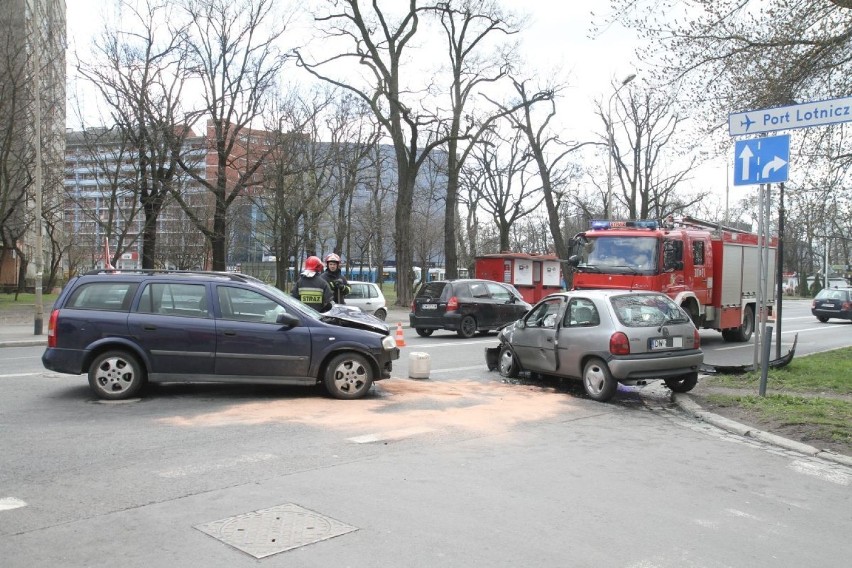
xmin=195 ymin=503 xmax=358 ymax=559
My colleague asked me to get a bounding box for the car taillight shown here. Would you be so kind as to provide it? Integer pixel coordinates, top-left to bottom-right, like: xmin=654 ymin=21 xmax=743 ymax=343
xmin=47 ymin=309 xmax=59 ymax=348
xmin=447 ymin=296 xmax=458 ymax=311
xmin=410 ymin=300 xmax=415 ymax=312
xmin=609 ymin=332 xmax=630 ymax=355
xmin=693 ymin=329 xmax=700 ymax=349
xmin=812 ymin=300 xmax=816 ymax=308
xmin=843 ymin=301 xmax=852 ymax=311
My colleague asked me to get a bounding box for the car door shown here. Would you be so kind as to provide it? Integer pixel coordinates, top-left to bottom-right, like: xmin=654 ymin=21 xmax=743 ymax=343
xmin=556 ymin=297 xmax=604 ymax=378
xmin=348 ymin=282 xmax=378 ymax=313
xmin=485 ymin=281 xmax=522 ymax=327
xmin=213 ymin=284 xmax=313 ymax=379
xmin=509 ymin=297 xmax=564 ymax=373
xmin=127 ymin=282 xmax=217 ymax=376
xmin=467 ymin=280 xmax=497 ymax=327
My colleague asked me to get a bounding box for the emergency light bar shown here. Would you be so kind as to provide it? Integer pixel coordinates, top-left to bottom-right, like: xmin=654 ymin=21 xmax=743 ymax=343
xmin=590 ymin=219 xmax=659 ymax=230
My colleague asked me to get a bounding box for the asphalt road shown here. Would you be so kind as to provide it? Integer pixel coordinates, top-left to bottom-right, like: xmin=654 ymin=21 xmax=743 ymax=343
xmin=1 ymin=298 xmax=850 ymax=566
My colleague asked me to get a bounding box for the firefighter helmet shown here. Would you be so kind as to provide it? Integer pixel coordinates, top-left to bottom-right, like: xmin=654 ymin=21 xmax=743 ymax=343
xmin=304 ymin=256 xmax=323 ymax=272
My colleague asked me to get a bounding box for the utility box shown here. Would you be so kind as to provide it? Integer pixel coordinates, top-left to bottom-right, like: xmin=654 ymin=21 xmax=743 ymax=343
xmin=475 ymin=253 xmax=563 ymax=304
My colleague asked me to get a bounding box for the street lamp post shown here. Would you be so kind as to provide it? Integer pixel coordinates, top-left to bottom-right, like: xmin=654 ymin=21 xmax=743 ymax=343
xmin=605 ymin=73 xmax=636 ymax=218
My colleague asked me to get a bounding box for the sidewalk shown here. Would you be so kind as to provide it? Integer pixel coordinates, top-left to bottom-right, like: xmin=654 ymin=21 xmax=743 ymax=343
xmin=0 ymin=322 xmax=47 ymax=347
xmin=3 ymin=308 xmax=849 ymax=468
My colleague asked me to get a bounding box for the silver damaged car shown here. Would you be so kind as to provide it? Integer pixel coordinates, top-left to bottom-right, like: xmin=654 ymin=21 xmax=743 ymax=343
xmin=494 ymin=290 xmax=703 ymax=402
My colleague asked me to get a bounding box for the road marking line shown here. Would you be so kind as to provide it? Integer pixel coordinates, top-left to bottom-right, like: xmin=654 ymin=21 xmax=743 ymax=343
xmin=430 ymin=365 xmax=488 ymax=374
xmin=789 ymin=460 xmax=849 ymax=486
xmin=156 ymin=453 xmax=277 ymax=478
xmin=348 ymin=426 xmax=435 ymax=444
xmin=413 ymin=339 xmax=493 ymax=348
xmin=0 ymin=497 xmax=27 ymax=511
xmin=781 ymin=326 xmax=835 ymax=334
xmin=0 ymin=372 xmax=43 ymax=378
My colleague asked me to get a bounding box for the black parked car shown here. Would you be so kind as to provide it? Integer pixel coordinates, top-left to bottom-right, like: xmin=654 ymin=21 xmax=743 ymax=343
xmin=811 ymin=288 xmax=852 ymax=322
xmin=409 ymin=279 xmax=531 ymax=338
xmin=42 ymin=270 xmax=399 ymax=400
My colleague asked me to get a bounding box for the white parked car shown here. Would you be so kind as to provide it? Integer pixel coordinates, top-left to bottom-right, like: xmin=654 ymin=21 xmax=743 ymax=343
xmin=346 ymin=281 xmax=388 ymax=320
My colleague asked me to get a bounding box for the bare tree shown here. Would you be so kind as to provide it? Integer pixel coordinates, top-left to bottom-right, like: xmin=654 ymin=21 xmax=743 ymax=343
xmin=604 ymin=1 xmax=852 ymax=127
xmin=77 ymin=0 xmax=195 ymax=269
xmin=296 ymin=0 xmax=456 ymax=306
xmin=0 ymin=21 xmax=31 ymax=289
xmin=501 ymin=78 xmax=589 ymax=270
xmin=467 ymin=126 xmax=543 ymax=250
xmin=427 ymin=0 xmax=523 ymax=278
xmin=598 ymin=83 xmax=707 ymax=219
xmin=175 ymin=0 xmax=291 ymax=270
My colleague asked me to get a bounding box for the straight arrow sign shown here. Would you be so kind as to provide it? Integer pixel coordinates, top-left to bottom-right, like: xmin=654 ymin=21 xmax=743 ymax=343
xmin=733 ymin=135 xmax=790 ymax=186
xmin=738 ymin=144 xmax=753 ymax=181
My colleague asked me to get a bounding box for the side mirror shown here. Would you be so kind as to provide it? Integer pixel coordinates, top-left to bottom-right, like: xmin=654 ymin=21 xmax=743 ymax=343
xmin=568 ymin=255 xmax=580 ymax=267
xmin=276 ymin=312 xmax=300 ymax=328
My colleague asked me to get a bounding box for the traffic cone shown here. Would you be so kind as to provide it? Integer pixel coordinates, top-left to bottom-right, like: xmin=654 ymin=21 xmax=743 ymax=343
xmin=395 ymin=322 xmax=406 ymax=347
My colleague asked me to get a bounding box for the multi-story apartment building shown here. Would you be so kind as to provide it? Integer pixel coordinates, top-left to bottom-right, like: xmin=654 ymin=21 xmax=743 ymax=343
xmin=64 ymin=127 xmax=210 ymax=272
xmin=0 ymin=0 xmax=66 ymax=288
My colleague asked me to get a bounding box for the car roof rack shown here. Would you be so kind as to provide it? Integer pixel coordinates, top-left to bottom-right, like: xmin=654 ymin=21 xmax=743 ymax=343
xmin=82 ymin=269 xmax=264 ymax=284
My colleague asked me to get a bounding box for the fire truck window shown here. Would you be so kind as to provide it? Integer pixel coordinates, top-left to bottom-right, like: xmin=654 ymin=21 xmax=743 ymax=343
xmin=693 ymin=241 xmax=705 ymax=265
xmin=664 ymin=240 xmax=684 ymax=270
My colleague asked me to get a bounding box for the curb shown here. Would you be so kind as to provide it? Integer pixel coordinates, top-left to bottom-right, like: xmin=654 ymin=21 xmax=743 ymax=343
xmin=673 ymin=393 xmax=852 ymax=468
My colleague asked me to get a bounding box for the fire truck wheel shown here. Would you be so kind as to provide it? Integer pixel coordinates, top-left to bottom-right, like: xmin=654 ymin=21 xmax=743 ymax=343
xmin=664 ymin=373 xmax=698 ymax=393
xmin=727 ymin=305 xmax=754 ymax=342
xmin=498 ymin=345 xmax=520 ymax=378
xmin=582 ymin=358 xmax=618 ymax=402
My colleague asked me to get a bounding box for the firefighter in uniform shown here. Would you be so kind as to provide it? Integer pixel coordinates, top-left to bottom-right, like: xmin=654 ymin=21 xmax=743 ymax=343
xmin=291 ymin=256 xmax=333 ymax=312
xmin=321 ymin=253 xmax=351 ymax=305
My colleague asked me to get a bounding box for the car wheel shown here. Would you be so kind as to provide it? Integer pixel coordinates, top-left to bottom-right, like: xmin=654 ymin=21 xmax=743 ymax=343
xmin=324 ymin=352 xmax=374 ymax=400
xmin=582 ymin=358 xmax=618 ymax=402
xmin=664 ymin=372 xmax=698 ymax=393
xmin=88 ymin=350 xmax=146 ymax=400
xmin=458 ymin=315 xmax=477 ymax=338
xmin=817 ymin=316 xmax=829 ymax=323
xmin=374 ymin=308 xmax=387 ymax=321
xmin=498 ymin=344 xmax=520 ymax=378
xmin=415 ymin=328 xmax=433 ymax=337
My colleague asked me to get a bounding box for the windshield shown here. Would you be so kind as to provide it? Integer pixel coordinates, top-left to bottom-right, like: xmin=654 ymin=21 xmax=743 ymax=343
xmin=257 ymin=281 xmax=324 ymax=320
xmin=578 ymin=236 xmax=658 ymax=274
xmin=611 ymin=293 xmax=690 ymax=327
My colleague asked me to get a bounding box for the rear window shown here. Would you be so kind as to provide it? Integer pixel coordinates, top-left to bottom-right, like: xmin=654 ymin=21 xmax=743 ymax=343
xmin=417 ymin=281 xmax=447 ymax=300
xmin=611 ymin=294 xmax=689 ymax=327
xmin=66 ymin=282 xmax=138 ymax=311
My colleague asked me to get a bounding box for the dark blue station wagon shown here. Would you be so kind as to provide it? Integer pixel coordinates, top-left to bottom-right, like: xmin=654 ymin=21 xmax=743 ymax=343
xmin=42 ymin=271 xmax=399 ymax=400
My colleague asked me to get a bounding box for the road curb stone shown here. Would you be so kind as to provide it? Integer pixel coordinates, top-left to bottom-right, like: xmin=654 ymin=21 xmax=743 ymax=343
xmin=673 ymin=392 xmax=852 ymax=468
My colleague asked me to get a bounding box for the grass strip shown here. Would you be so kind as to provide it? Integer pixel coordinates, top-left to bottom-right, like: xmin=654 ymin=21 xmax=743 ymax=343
xmin=706 ymin=393 xmax=852 ymax=444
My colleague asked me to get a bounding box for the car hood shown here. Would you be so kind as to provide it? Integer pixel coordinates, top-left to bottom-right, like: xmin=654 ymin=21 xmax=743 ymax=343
xmin=498 ymin=320 xmax=521 ymax=342
xmin=321 ymin=304 xmax=390 ymax=335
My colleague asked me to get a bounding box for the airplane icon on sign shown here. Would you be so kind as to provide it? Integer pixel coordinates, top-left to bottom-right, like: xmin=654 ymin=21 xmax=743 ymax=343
xmin=740 ymin=115 xmax=754 ymax=131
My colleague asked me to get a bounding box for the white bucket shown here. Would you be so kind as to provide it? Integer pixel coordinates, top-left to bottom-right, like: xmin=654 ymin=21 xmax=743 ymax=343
xmin=408 ymin=351 xmax=431 ymax=379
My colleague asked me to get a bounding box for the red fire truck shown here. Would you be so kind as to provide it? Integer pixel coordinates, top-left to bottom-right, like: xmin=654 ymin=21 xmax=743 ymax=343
xmin=568 ymin=217 xmax=777 ymax=342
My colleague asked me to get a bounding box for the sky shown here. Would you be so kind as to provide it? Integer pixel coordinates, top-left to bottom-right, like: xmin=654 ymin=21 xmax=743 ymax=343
xmin=64 ymin=0 xmax=731 ymax=207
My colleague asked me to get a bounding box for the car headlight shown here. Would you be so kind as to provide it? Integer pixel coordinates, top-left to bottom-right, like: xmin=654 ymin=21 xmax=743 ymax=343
xmin=382 ymin=335 xmax=397 ymax=350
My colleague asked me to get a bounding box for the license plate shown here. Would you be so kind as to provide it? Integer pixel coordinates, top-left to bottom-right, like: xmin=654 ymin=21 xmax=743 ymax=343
xmin=649 ymin=337 xmax=683 ymax=350
xmin=421 ymin=303 xmax=437 ymax=310
xmin=823 ymin=303 xmax=835 ymax=308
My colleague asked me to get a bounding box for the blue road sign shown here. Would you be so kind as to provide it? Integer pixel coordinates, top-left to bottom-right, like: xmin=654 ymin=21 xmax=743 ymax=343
xmin=728 ymin=95 xmax=852 ymax=136
xmin=733 ymin=135 xmax=790 ymax=186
